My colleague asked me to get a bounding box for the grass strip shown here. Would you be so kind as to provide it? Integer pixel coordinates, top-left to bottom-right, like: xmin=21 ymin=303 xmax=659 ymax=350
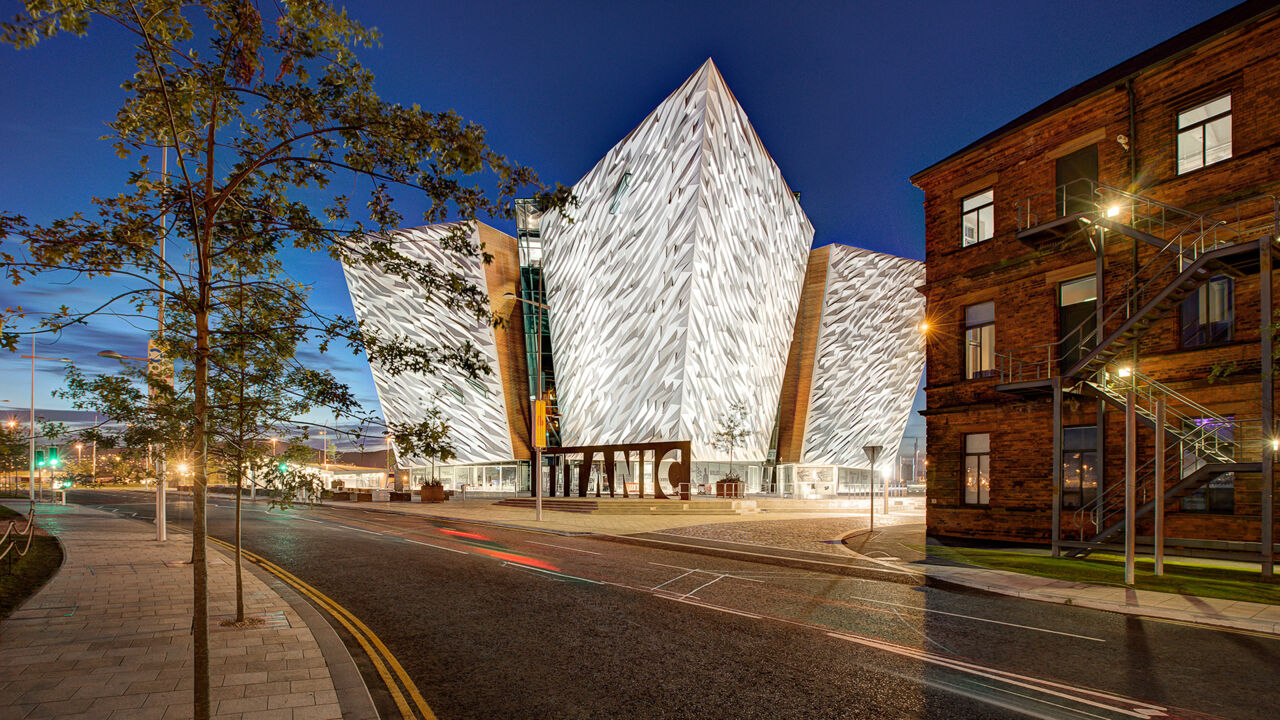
xmin=0 ymin=504 xmax=64 ymax=621
xmin=915 ymin=543 xmax=1280 ymax=605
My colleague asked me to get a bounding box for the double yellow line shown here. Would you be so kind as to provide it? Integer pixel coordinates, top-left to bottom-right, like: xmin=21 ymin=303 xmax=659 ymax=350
xmin=209 ymin=537 xmax=436 ymax=720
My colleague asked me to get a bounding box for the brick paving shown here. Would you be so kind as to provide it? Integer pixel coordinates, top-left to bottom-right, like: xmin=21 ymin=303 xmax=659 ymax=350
xmin=0 ymin=502 xmax=347 ymax=720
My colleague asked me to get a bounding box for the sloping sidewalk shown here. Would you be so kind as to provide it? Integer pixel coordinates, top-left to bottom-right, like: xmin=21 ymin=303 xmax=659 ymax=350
xmin=0 ymin=501 xmax=374 ymax=720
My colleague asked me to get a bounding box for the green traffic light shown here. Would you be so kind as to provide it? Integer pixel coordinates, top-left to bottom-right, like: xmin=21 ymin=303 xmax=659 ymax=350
xmin=277 ymin=462 xmax=288 ymax=472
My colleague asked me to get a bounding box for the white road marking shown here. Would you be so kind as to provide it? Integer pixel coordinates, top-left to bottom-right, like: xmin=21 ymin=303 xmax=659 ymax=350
xmin=651 ymin=569 xmax=696 ymax=591
xmin=681 ymin=575 xmax=725 ymax=598
xmin=827 ymin=632 xmax=1163 ymax=718
xmin=659 ymin=595 xmax=762 ymax=619
xmin=827 ymin=591 xmax=1105 ymax=642
xmin=504 ymin=563 xmax=603 ymax=585
xmin=402 ymin=538 xmax=467 ymax=555
xmin=528 ymin=540 xmax=601 ymax=555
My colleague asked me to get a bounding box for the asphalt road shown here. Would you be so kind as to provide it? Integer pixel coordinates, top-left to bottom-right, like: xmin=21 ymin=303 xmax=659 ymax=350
xmin=70 ymin=489 xmax=1280 ymax=720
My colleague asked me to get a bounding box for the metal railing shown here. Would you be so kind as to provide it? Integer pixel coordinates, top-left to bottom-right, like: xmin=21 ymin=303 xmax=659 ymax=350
xmin=998 ymin=184 xmax=1278 ymax=384
xmin=1070 ymin=416 xmax=1264 ymax=541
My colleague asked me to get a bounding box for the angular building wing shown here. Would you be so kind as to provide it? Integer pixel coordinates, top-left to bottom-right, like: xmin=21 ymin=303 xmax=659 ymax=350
xmin=777 ymin=245 xmax=926 ymax=470
xmin=341 ymin=223 xmax=530 ymax=466
xmin=540 ymin=59 xmax=814 ymax=460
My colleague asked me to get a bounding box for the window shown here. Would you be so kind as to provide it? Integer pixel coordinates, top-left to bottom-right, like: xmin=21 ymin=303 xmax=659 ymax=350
xmin=1177 ymin=94 xmax=1231 ymax=175
xmin=1181 ymin=276 xmax=1233 ymax=347
xmin=1061 ymin=426 xmax=1099 ymax=510
xmin=964 ymin=302 xmax=995 ymax=379
xmin=961 ymin=189 xmax=994 ymax=246
xmin=964 ymin=433 xmax=990 ymax=505
xmin=1181 ymin=418 xmax=1235 ymax=514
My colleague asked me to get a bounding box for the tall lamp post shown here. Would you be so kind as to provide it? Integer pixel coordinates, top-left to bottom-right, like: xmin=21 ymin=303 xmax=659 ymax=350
xmin=99 ymin=349 xmax=166 ymax=540
xmin=504 ymin=291 xmax=548 ymax=522
xmin=22 ymin=338 xmax=72 ymax=502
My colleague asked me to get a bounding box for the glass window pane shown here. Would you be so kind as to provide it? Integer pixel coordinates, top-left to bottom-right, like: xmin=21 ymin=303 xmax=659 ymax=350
xmin=977 ymin=204 xmax=994 ymax=242
xmin=1204 ymin=116 xmax=1232 ymax=165
xmin=963 ymin=210 xmax=978 ymax=246
xmin=963 ymin=189 xmax=993 ymax=212
xmin=965 ymin=462 xmax=975 ymax=500
xmin=1178 ymin=96 xmax=1230 ymax=129
xmin=965 ymin=433 xmax=989 ymax=454
xmin=1178 ymin=126 xmax=1203 ymax=174
xmin=965 ymin=301 xmax=995 ymax=326
xmin=978 ymin=456 xmax=990 ymax=504
xmin=980 ymin=324 xmax=994 ymax=372
xmin=1059 ymin=276 xmax=1097 ymax=306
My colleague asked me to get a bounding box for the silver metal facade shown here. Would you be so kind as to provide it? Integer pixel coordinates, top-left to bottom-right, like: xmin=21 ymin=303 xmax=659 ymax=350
xmin=800 ymin=245 xmax=926 ymax=469
xmin=540 ymin=59 xmax=814 ymax=460
xmin=341 ymin=223 xmax=514 ymax=466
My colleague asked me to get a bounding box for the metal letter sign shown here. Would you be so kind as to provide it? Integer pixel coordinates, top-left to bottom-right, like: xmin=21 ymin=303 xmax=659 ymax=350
xmin=534 ymin=400 xmax=548 ymax=450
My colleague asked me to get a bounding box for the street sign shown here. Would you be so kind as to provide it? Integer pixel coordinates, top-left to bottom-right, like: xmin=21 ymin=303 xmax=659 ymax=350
xmin=533 ymin=400 xmax=548 ymax=450
xmin=862 ymin=445 xmax=882 ymax=464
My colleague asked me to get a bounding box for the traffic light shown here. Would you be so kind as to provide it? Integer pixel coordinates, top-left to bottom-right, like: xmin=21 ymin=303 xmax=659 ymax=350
xmin=277 ymin=462 xmax=287 ymax=472
xmin=34 ymin=449 xmax=45 ymax=467
xmin=47 ymin=447 xmax=60 ymax=468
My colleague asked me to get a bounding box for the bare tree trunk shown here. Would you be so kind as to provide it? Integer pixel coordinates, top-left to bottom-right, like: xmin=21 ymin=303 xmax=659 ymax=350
xmin=192 ymin=233 xmax=211 ymax=720
xmin=234 ymin=456 xmax=244 ymax=622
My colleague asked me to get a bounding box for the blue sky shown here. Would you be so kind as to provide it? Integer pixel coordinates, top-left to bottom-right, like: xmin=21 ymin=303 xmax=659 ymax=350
xmin=0 ymin=0 xmax=1240 ymax=444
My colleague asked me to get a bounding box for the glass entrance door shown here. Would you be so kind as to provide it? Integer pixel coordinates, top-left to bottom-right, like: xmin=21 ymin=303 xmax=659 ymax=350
xmin=1059 ymin=276 xmax=1097 ymax=371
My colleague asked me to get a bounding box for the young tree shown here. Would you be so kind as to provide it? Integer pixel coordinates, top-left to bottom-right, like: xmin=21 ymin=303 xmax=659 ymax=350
xmin=712 ymin=401 xmax=751 ymax=482
xmin=1 ymin=2 xmax=568 ymax=717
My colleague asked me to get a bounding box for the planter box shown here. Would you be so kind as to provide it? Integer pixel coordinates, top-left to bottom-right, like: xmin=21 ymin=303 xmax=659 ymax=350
xmin=355 ymin=492 xmax=373 ymax=502
xmin=420 ymin=485 xmax=445 ymax=503
xmin=389 ymin=492 xmax=412 ymax=502
xmin=715 ymin=480 xmax=745 ymax=498
xmin=331 ymin=491 xmax=351 ymax=502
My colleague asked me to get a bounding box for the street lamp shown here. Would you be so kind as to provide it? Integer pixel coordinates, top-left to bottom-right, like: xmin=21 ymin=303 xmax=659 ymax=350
xmin=503 ymin=291 xmax=550 ymax=522
xmin=21 ymin=338 xmax=71 ymax=503
xmin=99 ymin=347 xmax=167 ymax=540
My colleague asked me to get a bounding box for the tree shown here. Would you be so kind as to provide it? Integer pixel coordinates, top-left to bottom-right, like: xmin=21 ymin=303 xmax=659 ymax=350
xmin=1 ymin=2 xmax=568 ymax=717
xmin=712 ymin=401 xmax=751 ymax=482
xmin=0 ymin=422 xmax=25 ymax=494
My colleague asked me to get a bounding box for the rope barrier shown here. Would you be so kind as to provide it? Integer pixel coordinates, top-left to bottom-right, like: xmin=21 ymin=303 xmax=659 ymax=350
xmin=0 ymin=502 xmax=39 ymax=567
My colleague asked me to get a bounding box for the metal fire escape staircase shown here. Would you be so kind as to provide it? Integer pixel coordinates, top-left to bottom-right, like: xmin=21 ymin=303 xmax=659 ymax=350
xmin=996 ymin=181 xmax=1279 ymax=557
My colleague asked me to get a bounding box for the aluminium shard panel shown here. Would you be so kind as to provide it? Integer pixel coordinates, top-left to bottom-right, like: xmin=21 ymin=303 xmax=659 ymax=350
xmin=541 ymin=59 xmax=813 ymax=460
xmin=800 ymin=245 xmax=925 ymax=469
xmin=341 ymin=223 xmax=515 ymax=466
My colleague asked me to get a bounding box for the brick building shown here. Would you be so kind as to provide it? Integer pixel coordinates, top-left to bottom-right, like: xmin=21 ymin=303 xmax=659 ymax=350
xmin=911 ymin=0 xmax=1280 ymax=569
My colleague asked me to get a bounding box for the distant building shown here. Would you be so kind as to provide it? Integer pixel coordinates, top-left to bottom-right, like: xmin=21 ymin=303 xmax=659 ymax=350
xmin=911 ymin=1 xmax=1280 ymax=563
xmin=344 ymin=60 xmax=925 ymax=498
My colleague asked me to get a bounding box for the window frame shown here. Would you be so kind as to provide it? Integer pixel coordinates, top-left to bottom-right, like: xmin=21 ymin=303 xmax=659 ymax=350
xmin=960 ymin=189 xmax=995 ymax=247
xmin=1060 ymin=425 xmax=1100 ymax=511
xmin=963 ymin=433 xmax=991 ymax=506
xmin=964 ymin=301 xmax=996 ymax=380
xmin=1180 ymin=276 xmax=1234 ymax=349
xmin=1175 ymin=93 xmax=1232 ymax=176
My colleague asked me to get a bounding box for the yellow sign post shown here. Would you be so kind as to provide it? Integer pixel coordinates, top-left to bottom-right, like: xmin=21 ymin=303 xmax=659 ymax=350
xmin=533 ymin=400 xmax=548 ymax=450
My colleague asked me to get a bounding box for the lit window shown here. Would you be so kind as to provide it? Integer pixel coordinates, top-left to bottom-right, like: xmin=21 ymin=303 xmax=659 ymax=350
xmin=961 ymin=189 xmax=994 ymax=246
xmin=964 ymin=302 xmax=995 ymax=379
xmin=1181 ymin=276 xmax=1233 ymax=347
xmin=1177 ymin=95 xmax=1231 ymax=175
xmin=964 ymin=433 xmax=990 ymax=505
xmin=1061 ymin=426 xmax=1099 ymax=510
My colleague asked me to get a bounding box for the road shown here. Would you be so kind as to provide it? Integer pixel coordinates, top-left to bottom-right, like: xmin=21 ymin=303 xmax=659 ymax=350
xmin=70 ymin=489 xmax=1280 ymax=720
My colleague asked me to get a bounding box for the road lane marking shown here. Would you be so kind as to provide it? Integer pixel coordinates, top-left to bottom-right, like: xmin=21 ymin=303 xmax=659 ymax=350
xmin=504 ymin=562 xmax=602 ymax=585
xmin=659 ymin=595 xmax=762 ymax=619
xmin=402 ymin=538 xmax=468 ymax=555
xmin=207 ymin=535 xmax=422 ymax=712
xmin=682 ymin=575 xmax=725 ymax=598
xmin=825 ymin=631 xmax=1164 ymax=719
xmin=528 ymin=540 xmax=601 ymax=555
xmin=651 ymin=569 xmax=696 ymax=591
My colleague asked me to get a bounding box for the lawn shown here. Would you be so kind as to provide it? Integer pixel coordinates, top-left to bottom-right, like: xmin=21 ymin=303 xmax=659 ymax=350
xmin=0 ymin=504 xmax=63 ymax=620
xmin=917 ymin=543 xmax=1280 ymax=605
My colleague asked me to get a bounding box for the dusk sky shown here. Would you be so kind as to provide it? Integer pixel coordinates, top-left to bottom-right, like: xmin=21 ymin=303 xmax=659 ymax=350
xmin=0 ymin=0 xmax=1240 ymax=444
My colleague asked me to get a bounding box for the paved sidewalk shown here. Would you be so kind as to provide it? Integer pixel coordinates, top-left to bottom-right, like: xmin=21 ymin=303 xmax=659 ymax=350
xmin=0 ymin=501 xmax=370 ymax=720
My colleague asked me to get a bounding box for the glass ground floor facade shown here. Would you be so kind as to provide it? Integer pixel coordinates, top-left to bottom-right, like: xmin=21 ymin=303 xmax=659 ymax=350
xmin=403 ymin=457 xmax=919 ymax=499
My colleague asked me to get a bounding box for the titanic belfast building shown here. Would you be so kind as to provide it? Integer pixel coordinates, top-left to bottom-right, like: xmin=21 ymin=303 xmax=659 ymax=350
xmin=343 ymin=60 xmax=925 ymax=498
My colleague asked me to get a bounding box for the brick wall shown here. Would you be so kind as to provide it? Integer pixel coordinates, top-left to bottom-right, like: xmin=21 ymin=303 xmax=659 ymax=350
xmin=914 ymin=10 xmax=1280 ymax=543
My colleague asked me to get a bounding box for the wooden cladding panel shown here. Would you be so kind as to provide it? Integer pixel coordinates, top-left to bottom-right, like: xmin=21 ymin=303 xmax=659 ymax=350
xmin=775 ymin=246 xmax=830 ymax=464
xmin=479 ymin=223 xmax=532 ymax=461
